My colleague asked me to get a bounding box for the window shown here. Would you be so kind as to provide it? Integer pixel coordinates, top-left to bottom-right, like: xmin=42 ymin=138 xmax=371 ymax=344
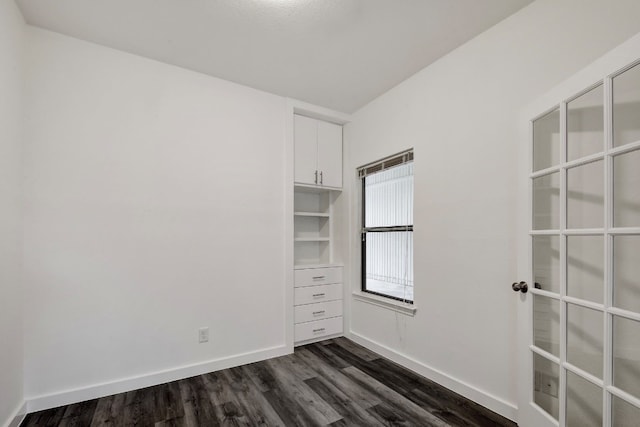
xmin=359 ymin=150 xmax=414 ymax=303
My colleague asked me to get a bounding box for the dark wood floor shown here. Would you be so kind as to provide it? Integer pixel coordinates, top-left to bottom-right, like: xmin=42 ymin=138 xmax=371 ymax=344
xmin=22 ymin=337 xmax=516 ymax=426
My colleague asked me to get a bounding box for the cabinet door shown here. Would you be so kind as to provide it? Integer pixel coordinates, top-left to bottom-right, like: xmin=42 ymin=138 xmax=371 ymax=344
xmin=317 ymin=120 xmax=342 ymax=188
xmin=294 ymin=115 xmax=318 ymax=185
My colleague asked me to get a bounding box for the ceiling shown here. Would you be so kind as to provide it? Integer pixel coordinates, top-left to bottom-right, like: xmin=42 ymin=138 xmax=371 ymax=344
xmin=16 ymin=0 xmax=533 ymax=113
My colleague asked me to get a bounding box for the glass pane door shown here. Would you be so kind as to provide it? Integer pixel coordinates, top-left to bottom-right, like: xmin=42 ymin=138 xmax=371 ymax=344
xmin=529 ymin=63 xmax=640 ymax=426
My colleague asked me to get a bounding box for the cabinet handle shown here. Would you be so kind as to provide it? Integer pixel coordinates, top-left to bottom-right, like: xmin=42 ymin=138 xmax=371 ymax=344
xmin=312 ymin=293 xmax=325 ymax=298
xmin=314 ymin=170 xmax=318 ymax=184
xmin=312 ymin=310 xmax=326 ymax=315
xmin=320 ymin=171 xmax=323 ymax=185
xmin=312 ymin=276 xmax=325 ymax=280
xmin=313 ymin=328 xmax=326 ymax=333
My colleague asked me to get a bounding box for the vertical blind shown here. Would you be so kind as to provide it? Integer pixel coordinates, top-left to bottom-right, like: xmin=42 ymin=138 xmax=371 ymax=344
xmin=360 ymin=150 xmax=414 ymax=303
xmin=364 ymin=162 xmax=414 ymax=227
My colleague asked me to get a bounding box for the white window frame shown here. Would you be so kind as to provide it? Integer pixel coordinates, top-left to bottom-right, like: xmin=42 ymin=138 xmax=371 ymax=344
xmin=353 ymin=150 xmax=416 ymax=315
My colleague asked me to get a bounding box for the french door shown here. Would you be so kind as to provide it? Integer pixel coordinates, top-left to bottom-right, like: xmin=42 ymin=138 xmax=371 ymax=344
xmin=517 ymin=54 xmax=640 ymax=426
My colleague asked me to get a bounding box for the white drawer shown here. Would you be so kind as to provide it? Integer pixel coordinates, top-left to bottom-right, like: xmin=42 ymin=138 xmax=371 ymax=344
xmin=295 ymin=316 xmax=343 ymax=342
xmin=294 ymin=283 xmax=342 ymax=306
xmin=295 ymin=300 xmax=343 ymax=324
xmin=294 ymin=267 xmax=343 ymax=287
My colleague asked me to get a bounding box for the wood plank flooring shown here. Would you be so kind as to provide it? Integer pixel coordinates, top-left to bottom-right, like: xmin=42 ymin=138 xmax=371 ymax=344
xmin=22 ymin=337 xmax=517 ymax=426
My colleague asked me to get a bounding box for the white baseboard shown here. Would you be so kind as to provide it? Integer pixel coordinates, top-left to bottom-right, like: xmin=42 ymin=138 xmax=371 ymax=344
xmin=26 ymin=344 xmax=290 ymax=413
xmin=346 ymin=332 xmax=517 ymax=422
xmin=3 ymin=401 xmax=26 ymax=427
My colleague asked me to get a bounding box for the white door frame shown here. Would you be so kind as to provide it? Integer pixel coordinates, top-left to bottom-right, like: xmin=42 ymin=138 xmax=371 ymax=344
xmin=516 ymin=32 xmax=640 ymax=427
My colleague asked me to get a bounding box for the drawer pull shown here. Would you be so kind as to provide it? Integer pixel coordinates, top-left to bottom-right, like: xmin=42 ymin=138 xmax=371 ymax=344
xmin=312 ymin=276 xmax=326 ymax=280
xmin=312 ymin=293 xmax=325 ymax=298
xmin=312 ymin=310 xmax=326 ymax=316
xmin=313 ymin=328 xmax=326 ymax=333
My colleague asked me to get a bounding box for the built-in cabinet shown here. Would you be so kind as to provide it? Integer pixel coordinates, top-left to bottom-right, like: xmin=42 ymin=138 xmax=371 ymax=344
xmin=292 ymin=113 xmax=344 ymax=346
xmin=294 ymin=114 xmax=343 ymax=188
xmin=293 ymin=266 xmax=343 ymax=343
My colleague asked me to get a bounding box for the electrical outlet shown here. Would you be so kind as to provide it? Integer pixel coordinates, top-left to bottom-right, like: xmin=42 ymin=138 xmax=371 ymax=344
xmin=537 ymin=371 xmax=558 ymax=398
xmin=198 ymin=327 xmax=209 ymax=343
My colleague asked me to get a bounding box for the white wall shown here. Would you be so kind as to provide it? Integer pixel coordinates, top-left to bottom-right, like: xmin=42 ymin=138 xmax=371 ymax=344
xmin=344 ymin=0 xmax=640 ymax=420
xmin=22 ymin=28 xmax=288 ymax=408
xmin=0 ymin=1 xmax=25 ymax=425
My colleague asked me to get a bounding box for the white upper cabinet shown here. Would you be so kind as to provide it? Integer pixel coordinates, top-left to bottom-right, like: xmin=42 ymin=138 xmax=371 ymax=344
xmin=294 ymin=114 xmax=343 ymax=188
xmin=317 ymin=120 xmax=343 ymax=188
xmin=294 ymin=115 xmax=318 ymax=186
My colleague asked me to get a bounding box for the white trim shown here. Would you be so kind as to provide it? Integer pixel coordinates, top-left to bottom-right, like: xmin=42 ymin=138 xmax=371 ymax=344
xmin=530 ymin=229 xmax=561 ymax=235
xmin=531 ymin=402 xmax=560 ymax=427
xmin=347 ymin=332 xmax=517 ymax=421
xmin=563 ymin=228 xmax=605 ymax=235
xmin=609 ymin=139 xmax=640 ymax=156
xmin=351 ymin=291 xmax=416 ymax=316
xmin=2 ymin=401 xmax=26 ymax=427
xmin=25 ymin=345 xmax=289 ymax=413
xmin=609 ymin=307 xmax=640 ymax=323
xmin=565 ymin=80 xmax=604 ymax=104
xmin=563 ymin=152 xmax=605 ymax=169
xmin=530 ymin=288 xmax=561 ymax=300
xmin=609 ymin=227 xmax=640 ymax=235
xmin=605 ymin=61 xmax=630 ymax=427
xmin=604 ymin=73 xmax=614 ymax=427
xmin=607 ymin=385 xmax=640 ymax=411
xmin=530 ymin=345 xmax=561 ymax=365
xmin=558 ymin=97 xmax=568 ymax=427
xmin=563 ymin=362 xmax=604 ymax=388
xmin=285 ymin=99 xmax=296 ymax=352
xmin=563 ymin=296 xmax=604 ymax=312
xmin=288 ymin=98 xmax=351 ymax=125
xmin=531 ymin=165 xmax=561 ymax=178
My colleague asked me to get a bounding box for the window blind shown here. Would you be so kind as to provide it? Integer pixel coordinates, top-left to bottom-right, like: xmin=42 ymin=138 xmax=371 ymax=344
xmin=357 ymin=149 xmax=414 ymax=179
xmin=361 ymin=154 xmax=414 ymax=303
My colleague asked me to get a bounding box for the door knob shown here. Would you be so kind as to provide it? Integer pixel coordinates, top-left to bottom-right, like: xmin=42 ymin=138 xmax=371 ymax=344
xmin=512 ymin=281 xmax=528 ymax=293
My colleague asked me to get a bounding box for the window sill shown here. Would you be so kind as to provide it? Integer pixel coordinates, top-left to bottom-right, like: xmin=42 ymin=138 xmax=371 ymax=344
xmin=352 ymin=291 xmax=417 ymax=316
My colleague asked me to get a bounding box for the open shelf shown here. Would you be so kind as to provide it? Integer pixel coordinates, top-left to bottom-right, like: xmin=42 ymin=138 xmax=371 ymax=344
xmin=293 ymin=182 xmax=342 ymax=270
xmin=294 ymin=214 xmax=330 ymax=240
xmin=294 ymin=263 xmax=344 ymax=270
xmin=294 ymin=183 xmax=342 ymax=193
xmin=294 ymin=211 xmax=330 ymax=218
xmin=294 ymin=239 xmax=330 ymax=266
xmin=294 ymin=189 xmax=330 ymax=215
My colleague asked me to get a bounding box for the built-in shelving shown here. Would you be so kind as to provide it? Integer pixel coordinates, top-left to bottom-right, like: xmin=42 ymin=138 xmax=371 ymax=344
xmin=294 ymin=263 xmax=344 ymax=270
xmin=294 ymin=212 xmax=330 ymax=218
xmin=293 ymin=185 xmax=340 ymax=267
xmin=292 ymin=111 xmax=346 ymax=346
